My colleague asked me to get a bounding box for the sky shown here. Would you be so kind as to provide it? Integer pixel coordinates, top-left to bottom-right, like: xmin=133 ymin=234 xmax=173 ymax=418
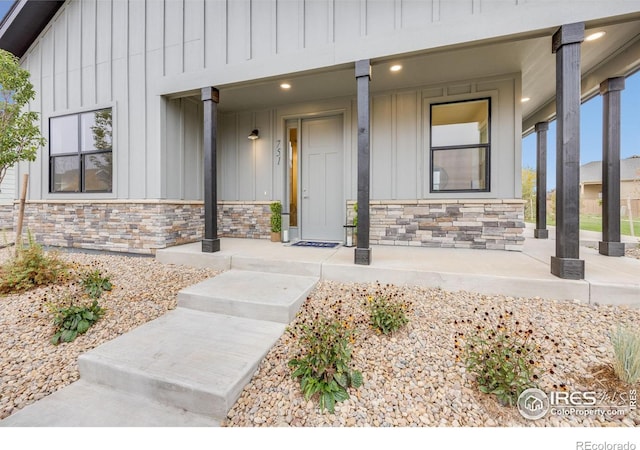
xmin=0 ymin=1 xmax=11 ymax=21
xmin=522 ymin=70 xmax=640 ymax=190
xmin=0 ymin=0 xmax=637 ymax=192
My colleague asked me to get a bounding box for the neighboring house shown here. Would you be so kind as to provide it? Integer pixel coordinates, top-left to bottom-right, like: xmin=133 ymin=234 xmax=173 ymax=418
xmin=581 ymin=156 xmax=640 ymax=217
xmin=0 ymin=0 xmax=640 ymax=255
xmin=0 ymin=165 xmax=15 ymax=230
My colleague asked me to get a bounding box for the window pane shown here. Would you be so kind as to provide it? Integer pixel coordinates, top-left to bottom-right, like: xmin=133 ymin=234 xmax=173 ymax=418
xmin=81 ymin=109 xmax=112 ymax=152
xmin=50 ymin=115 xmax=79 ymax=155
xmin=52 ymin=156 xmax=80 ymax=192
xmin=432 ymin=148 xmax=487 ymax=191
xmin=84 ymin=152 xmax=112 ymax=192
xmin=432 ymin=100 xmax=489 ymax=147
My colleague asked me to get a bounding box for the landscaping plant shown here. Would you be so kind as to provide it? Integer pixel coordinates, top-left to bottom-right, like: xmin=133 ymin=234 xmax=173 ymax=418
xmin=0 ymin=49 xmax=46 ymax=187
xmin=81 ymin=269 xmax=113 ymax=299
xmin=365 ymin=294 xmax=409 ymax=335
xmin=50 ymin=299 xmax=105 ymax=345
xmin=270 ymin=201 xmax=282 ymax=233
xmin=454 ymin=308 xmax=546 ymax=406
xmin=0 ymin=234 xmax=69 ymax=294
xmin=288 ymin=315 xmax=363 ymax=413
xmin=610 ymin=324 xmax=640 ymax=384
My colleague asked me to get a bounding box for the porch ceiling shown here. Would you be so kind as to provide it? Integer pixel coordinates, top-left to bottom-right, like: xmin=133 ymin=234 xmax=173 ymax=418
xmin=213 ymin=13 xmax=640 ymax=136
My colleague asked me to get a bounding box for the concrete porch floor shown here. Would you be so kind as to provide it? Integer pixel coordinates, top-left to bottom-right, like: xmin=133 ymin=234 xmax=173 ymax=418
xmin=156 ymin=226 xmax=640 ymax=307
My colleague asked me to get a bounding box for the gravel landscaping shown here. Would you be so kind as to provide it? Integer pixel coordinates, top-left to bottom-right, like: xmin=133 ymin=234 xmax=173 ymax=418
xmin=1 ymin=242 xmax=639 ymax=427
xmin=626 ymin=246 xmax=640 ymax=259
xmin=224 ymin=281 xmax=640 ymax=427
xmin=0 ymin=246 xmax=217 ymax=420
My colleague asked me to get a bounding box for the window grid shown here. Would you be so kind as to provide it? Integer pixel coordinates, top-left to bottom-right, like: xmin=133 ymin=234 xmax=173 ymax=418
xmin=429 ymin=98 xmax=491 ymax=193
xmin=49 ymin=109 xmax=112 ymax=194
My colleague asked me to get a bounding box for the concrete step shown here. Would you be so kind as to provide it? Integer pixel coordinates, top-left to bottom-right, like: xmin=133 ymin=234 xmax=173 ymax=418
xmin=178 ymin=270 xmax=318 ymax=323
xmin=77 ymin=308 xmax=286 ymax=419
xmin=0 ymin=380 xmax=218 ymax=427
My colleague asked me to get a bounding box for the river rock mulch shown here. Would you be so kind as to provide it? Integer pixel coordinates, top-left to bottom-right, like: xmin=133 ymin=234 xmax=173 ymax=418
xmin=0 ymin=247 xmax=217 ymax=420
xmin=626 ymin=247 xmax=640 ymax=259
xmin=1 ymin=243 xmax=639 ymax=427
xmin=223 ymin=281 xmax=640 ymax=427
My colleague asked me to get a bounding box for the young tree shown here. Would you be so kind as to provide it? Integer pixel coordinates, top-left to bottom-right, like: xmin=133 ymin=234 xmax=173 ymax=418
xmin=521 ymin=167 xmax=537 ymax=221
xmin=0 ymin=49 xmax=45 ymax=186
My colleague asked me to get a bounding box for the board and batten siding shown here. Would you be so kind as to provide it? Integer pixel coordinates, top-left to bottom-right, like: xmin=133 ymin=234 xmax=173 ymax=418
xmin=16 ymin=0 xmax=635 ymax=201
xmin=0 ymin=166 xmax=15 ymax=204
xmin=214 ymin=73 xmax=519 ymax=203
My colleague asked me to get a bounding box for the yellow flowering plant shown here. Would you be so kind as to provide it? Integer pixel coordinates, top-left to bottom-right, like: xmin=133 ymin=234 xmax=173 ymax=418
xmin=288 ymin=314 xmax=363 ymax=413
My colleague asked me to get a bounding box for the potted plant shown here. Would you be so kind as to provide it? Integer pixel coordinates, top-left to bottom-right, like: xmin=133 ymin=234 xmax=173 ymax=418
xmin=352 ymin=202 xmax=358 ymax=247
xmin=270 ymin=201 xmax=282 ymax=242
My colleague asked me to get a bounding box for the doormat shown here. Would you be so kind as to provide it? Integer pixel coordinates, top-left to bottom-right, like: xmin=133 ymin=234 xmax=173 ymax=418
xmin=292 ymin=241 xmax=340 ymax=248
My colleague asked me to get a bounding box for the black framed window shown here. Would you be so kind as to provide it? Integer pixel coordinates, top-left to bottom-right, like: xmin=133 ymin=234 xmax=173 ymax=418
xmin=430 ymin=98 xmax=490 ymax=192
xmin=50 ymin=108 xmax=112 ymax=193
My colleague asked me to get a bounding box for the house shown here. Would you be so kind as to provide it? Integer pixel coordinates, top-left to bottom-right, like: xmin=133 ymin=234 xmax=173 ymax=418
xmin=581 ymin=156 xmax=640 ymax=216
xmin=1 ymin=0 xmax=640 ymax=278
xmin=0 ymin=166 xmax=15 ymax=230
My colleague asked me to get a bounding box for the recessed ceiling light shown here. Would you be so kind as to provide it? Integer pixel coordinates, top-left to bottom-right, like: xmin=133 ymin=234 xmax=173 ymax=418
xmin=521 ymin=97 xmax=531 ymax=103
xmin=280 ymin=83 xmax=291 ymax=89
xmin=390 ymin=64 xmax=402 ymax=72
xmin=585 ymin=31 xmax=606 ymax=42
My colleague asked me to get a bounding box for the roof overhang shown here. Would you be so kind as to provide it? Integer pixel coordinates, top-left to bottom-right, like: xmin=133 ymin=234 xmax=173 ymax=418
xmin=0 ymin=0 xmax=65 ymax=58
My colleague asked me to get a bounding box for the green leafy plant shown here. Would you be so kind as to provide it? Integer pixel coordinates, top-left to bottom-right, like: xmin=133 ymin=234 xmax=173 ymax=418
xmin=81 ymin=269 xmax=113 ymax=299
xmin=270 ymin=201 xmax=282 ymax=233
xmin=288 ymin=315 xmax=362 ymax=413
xmin=50 ymin=299 xmax=105 ymax=345
xmin=365 ymin=294 xmax=409 ymax=335
xmin=352 ymin=202 xmax=358 ymax=229
xmin=454 ymin=308 xmax=546 ymax=406
xmin=0 ymin=49 xmax=46 ymax=187
xmin=0 ymin=233 xmax=69 ymax=294
xmin=610 ymin=324 xmax=640 ymax=384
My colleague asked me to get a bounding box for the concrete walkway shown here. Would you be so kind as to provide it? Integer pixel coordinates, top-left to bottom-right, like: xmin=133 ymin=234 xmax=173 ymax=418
xmin=157 ymin=225 xmax=640 ymax=307
xmin=0 ymin=270 xmax=319 ymax=426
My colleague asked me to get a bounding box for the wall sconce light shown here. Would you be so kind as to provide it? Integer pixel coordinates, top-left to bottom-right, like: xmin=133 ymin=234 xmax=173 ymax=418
xmin=248 ymin=129 xmax=259 ymax=140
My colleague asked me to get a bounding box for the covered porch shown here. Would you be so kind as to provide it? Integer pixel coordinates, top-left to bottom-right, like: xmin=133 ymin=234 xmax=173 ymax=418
xmin=157 ymin=225 xmax=640 ymax=308
xmin=166 ymin=12 xmax=640 ymax=280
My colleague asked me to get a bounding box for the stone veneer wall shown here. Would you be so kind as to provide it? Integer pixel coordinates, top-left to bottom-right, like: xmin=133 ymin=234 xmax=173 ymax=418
xmin=348 ymin=200 xmax=526 ymax=251
xmin=15 ymin=200 xmax=272 ymax=255
xmin=218 ymin=201 xmax=272 ymax=240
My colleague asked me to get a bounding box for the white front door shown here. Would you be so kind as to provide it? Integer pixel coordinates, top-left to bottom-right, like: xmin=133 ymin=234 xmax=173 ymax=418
xmin=300 ymin=115 xmax=343 ymax=241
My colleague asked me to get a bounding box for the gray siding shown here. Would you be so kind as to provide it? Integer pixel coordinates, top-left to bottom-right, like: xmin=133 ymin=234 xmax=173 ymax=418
xmin=17 ymin=0 xmax=638 ymax=201
xmin=0 ymin=166 xmax=15 ymax=204
xmin=218 ymin=110 xmax=274 ymax=202
xmin=216 ymin=74 xmax=519 ymax=202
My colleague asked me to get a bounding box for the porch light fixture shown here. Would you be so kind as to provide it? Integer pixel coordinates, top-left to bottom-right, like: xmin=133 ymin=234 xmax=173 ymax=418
xmin=585 ymin=31 xmax=606 ymax=42
xmin=390 ymin=64 xmax=402 ymax=72
xmin=248 ymin=129 xmax=259 ymax=140
xmin=280 ymin=83 xmax=291 ymax=89
xmin=521 ymin=97 xmax=531 ymax=103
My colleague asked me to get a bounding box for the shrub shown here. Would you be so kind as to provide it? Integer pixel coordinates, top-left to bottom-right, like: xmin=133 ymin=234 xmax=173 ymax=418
xmin=50 ymin=299 xmax=105 ymax=345
xmin=81 ymin=269 xmax=113 ymax=299
xmin=365 ymin=294 xmax=409 ymax=335
xmin=454 ymin=308 xmax=546 ymax=406
xmin=0 ymin=234 xmax=69 ymax=294
xmin=610 ymin=324 xmax=640 ymax=384
xmin=288 ymin=315 xmax=362 ymax=413
xmin=270 ymin=201 xmax=282 ymax=233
